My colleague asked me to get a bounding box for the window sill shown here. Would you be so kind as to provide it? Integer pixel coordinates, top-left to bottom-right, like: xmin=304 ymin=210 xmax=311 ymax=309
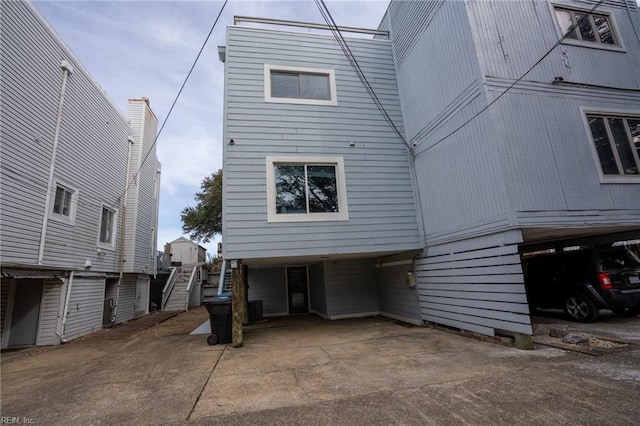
xmin=560 ymin=39 xmax=625 ymax=53
xmin=267 ymin=212 xmax=349 ymax=223
xmin=96 ymin=242 xmax=116 ymax=251
xmin=600 ymin=176 xmax=640 ymax=184
xmin=48 ymin=213 xmax=75 ymax=226
xmin=264 ymin=96 xmax=337 ymax=107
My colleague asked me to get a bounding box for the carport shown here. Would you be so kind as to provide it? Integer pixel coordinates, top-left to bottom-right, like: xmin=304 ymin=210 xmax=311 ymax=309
xmin=519 ymin=228 xmax=640 ymax=327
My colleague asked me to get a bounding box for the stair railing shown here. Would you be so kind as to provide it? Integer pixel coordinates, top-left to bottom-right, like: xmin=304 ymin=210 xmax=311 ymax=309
xmin=217 ymin=260 xmax=227 ymax=295
xmin=185 ymin=263 xmax=203 ymax=311
xmin=162 ymin=266 xmax=179 ymax=310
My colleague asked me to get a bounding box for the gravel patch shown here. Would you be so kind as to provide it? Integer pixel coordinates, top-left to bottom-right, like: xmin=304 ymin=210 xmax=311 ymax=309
xmin=535 ymin=334 xmax=628 ymax=349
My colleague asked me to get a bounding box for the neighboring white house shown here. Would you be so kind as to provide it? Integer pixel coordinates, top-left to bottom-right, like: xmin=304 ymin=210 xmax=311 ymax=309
xmin=219 ymin=0 xmax=640 ymax=338
xmin=0 ymin=1 xmax=161 ymax=347
xmin=168 ymin=237 xmax=207 ymax=266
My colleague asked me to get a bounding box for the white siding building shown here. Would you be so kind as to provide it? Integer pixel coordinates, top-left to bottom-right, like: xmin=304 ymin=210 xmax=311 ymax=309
xmin=168 ymin=237 xmax=207 ymax=266
xmin=0 ymin=1 xmax=161 ymax=347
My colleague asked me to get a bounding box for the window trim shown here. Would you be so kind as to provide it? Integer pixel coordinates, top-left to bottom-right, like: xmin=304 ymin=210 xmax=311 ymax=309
xmin=580 ymin=107 xmax=640 ymax=184
xmin=266 ymin=155 xmax=349 ymax=223
xmin=97 ymin=204 xmax=118 ymax=250
xmin=550 ymin=3 xmax=624 ymax=52
xmin=264 ymin=64 xmax=337 ymax=106
xmin=48 ymin=179 xmax=78 ymax=224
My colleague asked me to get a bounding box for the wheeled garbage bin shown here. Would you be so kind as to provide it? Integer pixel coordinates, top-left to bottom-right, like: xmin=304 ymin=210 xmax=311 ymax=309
xmin=205 ymin=297 xmax=232 ymax=345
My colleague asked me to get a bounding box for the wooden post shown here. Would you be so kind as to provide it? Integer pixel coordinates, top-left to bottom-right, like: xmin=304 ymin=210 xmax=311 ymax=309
xmin=242 ymin=264 xmax=249 ymax=325
xmin=231 ymin=260 xmax=243 ymax=348
xmin=514 ymin=332 xmax=533 ymax=350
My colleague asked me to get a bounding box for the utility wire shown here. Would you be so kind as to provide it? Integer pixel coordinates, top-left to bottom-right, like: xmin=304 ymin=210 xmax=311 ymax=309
xmin=113 ymin=0 xmax=228 ymax=207
xmin=313 ymin=0 xmax=412 ymax=152
xmin=415 ymin=0 xmax=607 ymax=155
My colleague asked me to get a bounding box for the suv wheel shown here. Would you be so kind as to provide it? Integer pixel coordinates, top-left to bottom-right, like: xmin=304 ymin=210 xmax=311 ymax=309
xmin=564 ymin=294 xmax=599 ymax=323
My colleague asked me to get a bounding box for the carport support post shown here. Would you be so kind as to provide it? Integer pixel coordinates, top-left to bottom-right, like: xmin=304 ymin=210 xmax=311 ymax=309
xmin=514 ymin=333 xmax=533 ymax=350
xmin=231 ymin=260 xmax=244 ymax=348
xmin=242 ymin=264 xmax=249 ymax=325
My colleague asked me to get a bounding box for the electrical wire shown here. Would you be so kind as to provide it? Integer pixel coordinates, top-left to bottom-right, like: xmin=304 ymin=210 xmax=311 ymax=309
xmin=113 ymin=0 xmax=228 ymax=208
xmin=313 ymin=0 xmax=412 ymax=152
xmin=414 ymin=0 xmax=608 ymax=155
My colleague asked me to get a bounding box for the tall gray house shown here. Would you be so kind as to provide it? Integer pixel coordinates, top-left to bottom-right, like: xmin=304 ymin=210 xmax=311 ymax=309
xmin=1 ymin=1 xmax=161 ymax=347
xmin=220 ymin=0 xmax=640 ymax=338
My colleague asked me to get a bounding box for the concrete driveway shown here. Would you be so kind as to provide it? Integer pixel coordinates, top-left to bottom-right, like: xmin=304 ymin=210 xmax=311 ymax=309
xmin=2 ymin=308 xmax=639 ymax=425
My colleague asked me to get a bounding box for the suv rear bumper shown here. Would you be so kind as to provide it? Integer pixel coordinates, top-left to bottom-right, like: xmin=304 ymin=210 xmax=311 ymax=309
xmin=589 ymin=285 xmax=640 ymax=309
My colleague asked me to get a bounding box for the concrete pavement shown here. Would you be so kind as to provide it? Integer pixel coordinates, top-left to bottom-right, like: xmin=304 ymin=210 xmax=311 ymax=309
xmin=2 ymin=308 xmax=639 ymax=425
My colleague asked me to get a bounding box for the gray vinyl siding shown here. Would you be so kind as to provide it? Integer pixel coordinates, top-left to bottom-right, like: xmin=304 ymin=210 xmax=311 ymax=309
xmin=386 ymin=0 xmax=640 ymax=244
xmin=376 ymin=264 xmax=421 ymax=324
xmin=64 ymin=277 xmax=105 ymax=341
xmin=386 ymin=1 xmax=512 ymax=244
xmin=115 ymin=274 xmax=137 ymax=324
xmin=309 ymin=264 xmax=327 ymax=316
xmin=466 ymin=0 xmax=640 ymax=88
xmin=493 ymin=86 xmax=640 ymax=224
xmin=324 ymin=259 xmax=379 ymax=318
xmin=1 ymin=279 xmax=11 ymax=335
xmin=415 ymin=231 xmax=532 ymax=336
xmin=465 ymin=0 xmax=640 ymax=226
xmin=0 ymin=1 xmax=128 ymax=270
xmin=36 ymin=279 xmax=63 ymax=346
xmin=247 ymin=267 xmax=287 ymax=316
xmin=222 ymin=26 xmax=420 ymax=260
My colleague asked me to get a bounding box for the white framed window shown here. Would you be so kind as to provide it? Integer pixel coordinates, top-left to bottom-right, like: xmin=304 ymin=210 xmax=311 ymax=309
xmin=582 ymin=109 xmax=640 ymax=183
xmin=552 ymin=4 xmax=622 ymax=50
xmin=264 ymin=64 xmax=337 ymax=106
xmin=98 ymin=205 xmax=117 ymax=249
xmin=49 ymin=180 xmax=78 ymax=224
xmin=266 ymin=155 xmax=349 ymax=223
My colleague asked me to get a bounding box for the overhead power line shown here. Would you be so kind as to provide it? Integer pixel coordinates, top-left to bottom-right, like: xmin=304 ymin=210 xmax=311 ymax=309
xmin=113 ymin=0 xmax=228 ymax=208
xmin=416 ymin=0 xmax=607 ymax=155
xmin=313 ymin=0 xmax=413 ymax=152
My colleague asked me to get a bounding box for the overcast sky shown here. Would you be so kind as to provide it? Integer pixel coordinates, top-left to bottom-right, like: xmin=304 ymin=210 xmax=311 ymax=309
xmin=33 ymin=0 xmax=390 ymax=256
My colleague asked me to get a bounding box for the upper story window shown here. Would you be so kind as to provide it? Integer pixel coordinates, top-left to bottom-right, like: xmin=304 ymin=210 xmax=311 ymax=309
xmin=266 ymin=155 xmax=348 ymax=222
xmin=53 ymin=185 xmax=73 ymax=216
xmin=50 ymin=180 xmax=78 ymax=224
xmin=586 ymin=112 xmax=640 ymax=180
xmin=553 ymin=5 xmax=619 ymax=47
xmin=264 ymin=64 xmax=337 ymax=106
xmin=98 ymin=206 xmax=117 ymax=248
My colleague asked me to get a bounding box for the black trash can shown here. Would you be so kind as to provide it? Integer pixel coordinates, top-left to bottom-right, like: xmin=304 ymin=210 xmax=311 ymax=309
xmin=205 ymin=297 xmax=232 ymax=345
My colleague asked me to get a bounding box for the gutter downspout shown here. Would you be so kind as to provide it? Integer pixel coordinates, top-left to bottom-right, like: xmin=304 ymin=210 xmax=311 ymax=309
xmin=56 ymin=271 xmax=75 ymax=343
xmin=37 ymin=60 xmax=73 ymax=265
xmin=111 ymin=135 xmax=135 ymax=323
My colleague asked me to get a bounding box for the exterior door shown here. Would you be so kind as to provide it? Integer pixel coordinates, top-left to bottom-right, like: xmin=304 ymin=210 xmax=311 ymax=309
xmin=135 ymin=276 xmax=149 ymax=317
xmin=287 ymin=266 xmax=309 ymax=314
xmin=8 ymin=279 xmax=43 ymax=347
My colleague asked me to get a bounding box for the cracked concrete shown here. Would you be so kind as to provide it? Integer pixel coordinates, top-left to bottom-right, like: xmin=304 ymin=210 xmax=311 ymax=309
xmin=2 ymin=309 xmax=639 ymax=425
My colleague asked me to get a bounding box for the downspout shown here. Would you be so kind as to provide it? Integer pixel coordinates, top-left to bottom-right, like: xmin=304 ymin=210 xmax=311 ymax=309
xmin=56 ymin=271 xmax=74 ymax=343
xmin=37 ymin=60 xmax=73 ymax=264
xmin=111 ymin=135 xmax=135 ymax=323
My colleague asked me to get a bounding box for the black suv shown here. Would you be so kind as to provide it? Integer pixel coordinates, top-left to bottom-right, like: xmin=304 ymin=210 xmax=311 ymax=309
xmin=523 ymin=248 xmax=640 ymax=322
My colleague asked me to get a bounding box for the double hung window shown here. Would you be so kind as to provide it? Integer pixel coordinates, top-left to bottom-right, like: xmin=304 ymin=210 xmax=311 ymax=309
xmin=50 ymin=180 xmax=78 ymax=223
xmin=98 ymin=206 xmax=117 ymax=248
